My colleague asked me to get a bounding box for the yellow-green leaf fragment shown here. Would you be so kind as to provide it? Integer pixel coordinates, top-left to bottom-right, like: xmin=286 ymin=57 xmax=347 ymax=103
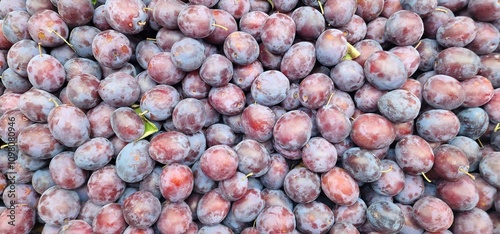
xmin=134 ymin=107 xmax=159 ymax=140
xmin=347 ymin=42 xmax=361 ymax=59
xmin=342 ymin=53 xmax=353 ymax=61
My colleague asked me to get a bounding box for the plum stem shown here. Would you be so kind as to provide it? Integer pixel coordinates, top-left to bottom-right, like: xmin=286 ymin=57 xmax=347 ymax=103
xmin=477 ymin=138 xmax=484 ymax=148
xmin=1 ymin=143 xmax=17 ymax=148
xmin=459 ymin=167 xmax=475 ymax=180
xmin=267 ymin=0 xmax=274 ymax=9
xmin=381 ymin=165 xmax=393 ymax=173
xmin=242 ymin=172 xmax=254 ymax=181
xmin=318 ymin=0 xmax=324 ymax=15
xmin=143 ymin=7 xmax=153 ymax=12
xmin=435 ymin=8 xmax=448 ymax=13
xmin=325 ymin=92 xmax=334 ymax=107
xmin=350 ymin=116 xmax=355 ymax=121
xmin=421 ymin=172 xmax=432 ymax=183
xmin=494 ymin=123 xmax=500 ymax=132
xmin=48 ymin=98 xmax=59 ymax=107
xmin=146 ymin=38 xmax=156 ymax=41
xmin=138 ymin=110 xmax=149 ymax=116
xmin=38 ymin=42 xmax=43 ymax=57
xmin=212 ymin=23 xmax=228 ymax=31
xmin=137 ymin=21 xmax=147 ymax=26
xmin=47 ymin=28 xmax=76 ymax=52
xmin=414 ymin=40 xmax=422 ymax=50
xmin=293 ymin=161 xmax=306 ymax=169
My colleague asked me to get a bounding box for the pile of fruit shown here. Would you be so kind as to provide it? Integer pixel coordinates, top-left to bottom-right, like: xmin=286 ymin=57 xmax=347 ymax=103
xmin=0 ymin=0 xmax=499 ymax=233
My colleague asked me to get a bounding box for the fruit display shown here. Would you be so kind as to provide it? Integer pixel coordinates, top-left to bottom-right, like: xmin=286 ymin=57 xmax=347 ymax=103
xmin=0 ymin=0 xmax=499 ymax=233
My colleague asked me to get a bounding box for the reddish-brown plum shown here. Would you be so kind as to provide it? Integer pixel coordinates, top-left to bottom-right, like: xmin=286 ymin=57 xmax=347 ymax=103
xmin=294 ymin=201 xmax=334 ymax=234
xmin=437 ymin=176 xmax=479 ymax=211
xmin=412 ymin=196 xmax=454 ymax=232
xmin=436 ymin=16 xmax=477 ymax=48
xmin=298 ymin=73 xmax=334 ymax=109
xmin=385 ymin=10 xmax=424 ymax=46
xmin=468 ymin=0 xmax=500 ymax=22
xmin=273 ymin=110 xmax=313 ymax=151
xmin=209 ymin=83 xmax=246 ymax=115
xmin=394 ymin=174 xmax=425 ymax=205
xmin=280 ymin=42 xmax=316 ymax=82
xmin=37 ymin=186 xmax=81 ymax=225
xmin=122 ymin=191 xmax=161 ymax=229
xmin=260 ymin=13 xmax=296 ymax=55
xmin=395 ymin=135 xmax=434 ymax=175
xmin=434 ymin=47 xmax=481 ymax=81
xmin=378 ymin=89 xmax=421 ymax=123
xmin=149 ymin=131 xmax=190 ymax=165
xmin=199 ymin=145 xmax=238 ymax=181
xmin=364 ymin=51 xmax=408 ymax=91
xmin=416 ymin=109 xmax=460 ymax=142
xmin=234 ymin=139 xmax=270 ymax=177
xmin=172 ymin=98 xmax=206 ymax=135
xmin=323 ymin=0 xmax=356 ymax=27
xmin=372 ymin=160 xmax=405 ymax=196
xmin=284 ymin=167 xmax=321 ymax=203
xmin=321 ymin=167 xmax=360 ymax=206
xmin=260 ymin=154 xmax=289 ymax=190
xmin=197 ymin=188 xmax=231 ymax=225
xmin=350 ymin=113 xmax=396 ymax=150
xmin=239 ymin=11 xmax=268 ymax=41
xmin=315 ymin=29 xmax=347 ymax=67
xmin=433 ymin=144 xmax=470 ymax=181
xmin=461 ymin=75 xmax=495 ymax=107
xmin=255 ymin=205 xmax=296 ymax=234
xmin=422 ymin=75 xmax=466 ymax=110
xmin=452 ymin=208 xmax=494 ymax=234
xmin=87 ymin=165 xmax=126 ymax=206
xmin=92 ymin=203 xmax=127 ymax=234
xmin=479 ymin=152 xmax=500 ymax=188
xmin=110 ymin=107 xmax=144 ymax=142
xmin=223 ymin=31 xmax=259 ymax=66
